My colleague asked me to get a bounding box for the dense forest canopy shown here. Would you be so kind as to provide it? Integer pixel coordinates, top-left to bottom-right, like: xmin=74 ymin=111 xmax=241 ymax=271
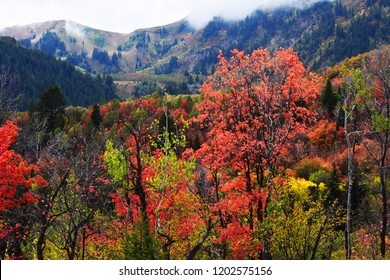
xmin=0 ymin=0 xmax=389 ymax=261
xmin=0 ymin=37 xmax=118 ymax=110
xmin=0 ymin=43 xmax=389 ymax=260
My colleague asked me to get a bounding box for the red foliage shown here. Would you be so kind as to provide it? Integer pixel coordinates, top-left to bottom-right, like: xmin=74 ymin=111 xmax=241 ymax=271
xmin=0 ymin=121 xmax=46 ymax=212
xmin=307 ymin=119 xmax=341 ymax=154
xmin=194 ymin=48 xmax=320 ymax=258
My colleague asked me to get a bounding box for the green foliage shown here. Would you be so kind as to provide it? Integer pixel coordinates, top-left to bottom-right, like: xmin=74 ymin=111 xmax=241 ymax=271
xmin=103 ymin=140 xmax=127 ymax=184
xmin=94 ymin=35 xmax=106 ymax=47
xmin=0 ymin=38 xmax=118 ymax=110
xmin=133 ymin=80 xmax=160 ymax=98
xmin=124 ymin=218 xmax=159 ymax=260
xmin=155 ymin=56 xmax=181 ymax=75
xmin=321 ymin=78 xmax=339 ymax=116
xmin=263 ymin=178 xmax=344 ymax=259
xmin=92 ymin=48 xmax=111 ymax=65
xmin=371 ymin=111 xmax=390 ymax=132
xmin=38 ymin=85 xmax=66 ymax=132
xmin=91 ymin=104 xmax=102 ymax=129
xmin=295 ymin=158 xmax=328 ymax=180
xmin=38 ymin=32 xmax=67 ymax=56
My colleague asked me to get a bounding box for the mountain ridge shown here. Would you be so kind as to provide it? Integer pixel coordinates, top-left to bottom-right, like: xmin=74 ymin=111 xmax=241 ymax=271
xmin=2 ymin=1 xmax=389 ymax=74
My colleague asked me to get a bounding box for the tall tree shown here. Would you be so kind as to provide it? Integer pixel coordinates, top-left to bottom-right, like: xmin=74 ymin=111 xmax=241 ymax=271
xmin=321 ymin=78 xmax=339 ymax=118
xmin=103 ymin=99 xmax=161 ymax=259
xmin=195 ymin=48 xmax=320 ymax=259
xmin=361 ymin=46 xmax=390 ymax=258
xmin=341 ymin=68 xmax=365 ymax=260
xmin=91 ymin=104 xmax=103 ymax=129
xmin=38 ymin=85 xmax=66 ymax=132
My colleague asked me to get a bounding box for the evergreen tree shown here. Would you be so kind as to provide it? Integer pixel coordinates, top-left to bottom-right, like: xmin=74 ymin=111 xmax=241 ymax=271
xmin=123 ymin=218 xmax=158 ymax=260
xmin=321 ymin=78 xmax=339 ymax=117
xmin=38 ymin=85 xmax=65 ymax=132
xmin=111 ymin=52 xmax=119 ymax=67
xmin=91 ymin=104 xmax=102 ymax=129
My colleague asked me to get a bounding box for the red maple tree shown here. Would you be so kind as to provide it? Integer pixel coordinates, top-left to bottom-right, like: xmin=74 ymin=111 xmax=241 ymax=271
xmin=0 ymin=120 xmax=47 ymax=259
xmin=195 ymin=48 xmax=320 ymax=259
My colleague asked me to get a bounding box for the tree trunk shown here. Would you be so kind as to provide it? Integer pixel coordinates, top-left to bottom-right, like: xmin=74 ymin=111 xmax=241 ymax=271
xmin=187 ymin=219 xmax=215 ymax=260
xmin=344 ymin=95 xmax=356 ymax=260
xmin=36 ymin=226 xmax=47 ymax=260
xmin=345 ymin=132 xmax=354 ymax=260
xmin=380 ymin=166 xmax=387 ymax=258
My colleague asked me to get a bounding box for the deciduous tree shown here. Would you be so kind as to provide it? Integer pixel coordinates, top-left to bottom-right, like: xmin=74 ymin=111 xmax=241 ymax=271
xmin=361 ymin=46 xmax=390 ymax=258
xmin=195 ymin=48 xmax=320 ymax=259
xmin=0 ymin=121 xmax=46 ymax=259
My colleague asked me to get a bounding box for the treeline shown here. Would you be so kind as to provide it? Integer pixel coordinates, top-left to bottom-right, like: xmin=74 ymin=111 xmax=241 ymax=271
xmin=131 ymin=74 xmax=200 ymax=98
xmin=0 ymin=37 xmax=118 ymax=110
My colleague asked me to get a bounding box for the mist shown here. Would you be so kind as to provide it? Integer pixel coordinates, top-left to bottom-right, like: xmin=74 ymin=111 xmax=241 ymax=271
xmin=0 ymin=0 xmax=336 ymax=34
xmin=185 ymin=0 xmax=336 ymax=29
xmin=65 ymin=21 xmax=85 ymax=38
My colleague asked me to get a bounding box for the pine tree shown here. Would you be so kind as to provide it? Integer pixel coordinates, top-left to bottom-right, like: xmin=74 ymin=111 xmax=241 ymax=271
xmin=321 ymin=78 xmax=339 ymax=117
xmin=38 ymin=85 xmax=65 ymax=132
xmin=91 ymin=104 xmax=102 ymax=129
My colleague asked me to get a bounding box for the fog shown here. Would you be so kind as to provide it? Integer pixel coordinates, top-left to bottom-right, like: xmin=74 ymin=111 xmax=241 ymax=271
xmin=185 ymin=0 xmax=335 ymax=29
xmin=0 ymin=0 xmax=335 ymax=33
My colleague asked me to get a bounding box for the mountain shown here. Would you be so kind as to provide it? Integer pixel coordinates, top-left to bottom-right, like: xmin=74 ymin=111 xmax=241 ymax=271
xmin=0 ymin=19 xmax=194 ymax=75
xmin=0 ymin=37 xmax=117 ymax=110
xmin=0 ymin=20 xmax=130 ymax=74
xmin=1 ymin=0 xmax=389 ymax=97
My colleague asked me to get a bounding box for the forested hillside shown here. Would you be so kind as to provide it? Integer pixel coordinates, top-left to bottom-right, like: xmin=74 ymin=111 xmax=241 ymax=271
xmin=0 ymin=37 xmax=118 ymax=110
xmin=0 ymin=45 xmax=389 ymax=260
xmin=0 ymin=0 xmax=389 ymax=261
xmin=192 ymin=0 xmax=390 ymax=72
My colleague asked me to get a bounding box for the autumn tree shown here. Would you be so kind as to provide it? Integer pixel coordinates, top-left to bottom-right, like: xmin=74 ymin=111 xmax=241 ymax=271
xmin=103 ymin=99 xmax=161 ymax=259
xmin=147 ymin=98 xmax=216 ymax=260
xmin=340 ymin=68 xmax=366 ymax=260
xmin=266 ymin=177 xmax=343 ymax=259
xmin=361 ymin=46 xmax=390 ymax=258
xmin=15 ymin=113 xmax=113 ymax=260
xmin=195 ymin=48 xmax=320 ymax=259
xmin=0 ymin=121 xmax=46 ymax=259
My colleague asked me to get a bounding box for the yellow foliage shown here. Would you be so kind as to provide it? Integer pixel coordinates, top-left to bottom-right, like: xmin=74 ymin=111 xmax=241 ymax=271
xmin=288 ymin=177 xmax=316 ymax=198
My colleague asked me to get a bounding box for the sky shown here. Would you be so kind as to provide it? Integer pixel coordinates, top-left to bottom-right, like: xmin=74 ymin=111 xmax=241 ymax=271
xmin=0 ymin=0 xmax=333 ymax=33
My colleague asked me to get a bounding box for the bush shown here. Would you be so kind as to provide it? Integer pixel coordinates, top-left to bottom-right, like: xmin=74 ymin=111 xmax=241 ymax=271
xmin=295 ymin=158 xmax=328 ymax=180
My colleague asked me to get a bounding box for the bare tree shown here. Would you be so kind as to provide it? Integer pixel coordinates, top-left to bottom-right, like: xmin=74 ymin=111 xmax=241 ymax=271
xmin=342 ymin=69 xmax=365 ymax=259
xmin=361 ymin=46 xmax=390 ymax=258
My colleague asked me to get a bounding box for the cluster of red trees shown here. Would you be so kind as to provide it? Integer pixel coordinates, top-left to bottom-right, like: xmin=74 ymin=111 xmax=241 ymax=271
xmin=0 ymin=46 xmax=389 ymax=259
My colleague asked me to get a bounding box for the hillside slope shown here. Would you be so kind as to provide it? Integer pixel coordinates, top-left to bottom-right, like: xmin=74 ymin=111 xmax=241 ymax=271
xmin=0 ymin=37 xmax=118 ymax=110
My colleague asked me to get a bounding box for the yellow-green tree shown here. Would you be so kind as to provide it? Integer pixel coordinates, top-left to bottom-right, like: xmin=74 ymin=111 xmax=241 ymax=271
xmin=264 ymin=177 xmax=343 ymax=259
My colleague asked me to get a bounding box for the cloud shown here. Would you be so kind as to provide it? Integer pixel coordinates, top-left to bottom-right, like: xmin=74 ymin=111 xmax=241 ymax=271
xmin=64 ymin=21 xmax=85 ymax=38
xmin=0 ymin=0 xmax=335 ymax=33
xmin=185 ymin=0 xmax=335 ymax=29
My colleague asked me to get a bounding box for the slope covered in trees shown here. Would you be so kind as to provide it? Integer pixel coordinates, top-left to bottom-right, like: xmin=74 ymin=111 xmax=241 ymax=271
xmin=0 ymin=45 xmax=389 ymax=260
xmin=0 ymin=37 xmax=118 ymax=110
